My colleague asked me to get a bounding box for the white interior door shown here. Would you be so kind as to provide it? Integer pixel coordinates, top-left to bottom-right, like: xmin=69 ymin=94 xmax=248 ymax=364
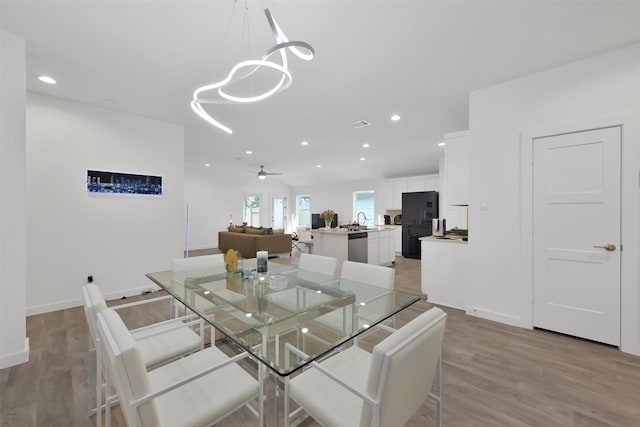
xmin=533 ymin=127 xmax=621 ymax=346
xmin=271 ymin=195 xmax=286 ymax=230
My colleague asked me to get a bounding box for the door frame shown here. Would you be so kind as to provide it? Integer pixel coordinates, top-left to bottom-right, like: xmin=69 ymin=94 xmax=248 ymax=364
xmin=270 ymin=193 xmax=287 ymax=231
xmin=520 ymin=112 xmax=640 ymax=355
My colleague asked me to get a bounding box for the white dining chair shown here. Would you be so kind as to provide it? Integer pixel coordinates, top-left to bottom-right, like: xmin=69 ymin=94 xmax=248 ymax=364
xmin=298 ymin=253 xmax=338 ymax=279
xmin=311 ymin=261 xmax=396 ymax=334
xmin=287 ymin=307 xmax=447 ymax=427
xmin=82 ymin=284 xmax=203 ymax=423
xmin=96 ymin=308 xmax=260 ymax=427
xmin=171 ymin=253 xmax=225 ymax=273
xmin=340 ymin=261 xmax=395 ymax=290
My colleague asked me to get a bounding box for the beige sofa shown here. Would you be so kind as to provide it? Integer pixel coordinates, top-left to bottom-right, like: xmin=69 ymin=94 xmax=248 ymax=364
xmin=218 ymin=228 xmax=292 ymax=258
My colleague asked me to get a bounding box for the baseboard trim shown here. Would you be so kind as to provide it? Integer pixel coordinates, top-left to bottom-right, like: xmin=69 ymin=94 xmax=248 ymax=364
xmin=26 ymin=285 xmax=161 ymax=316
xmin=0 ymin=338 xmax=30 ymax=369
xmin=465 ymin=306 xmax=527 ymax=328
xmin=27 ymin=297 xmax=83 ymax=316
xmin=426 ymin=299 xmax=466 ymax=311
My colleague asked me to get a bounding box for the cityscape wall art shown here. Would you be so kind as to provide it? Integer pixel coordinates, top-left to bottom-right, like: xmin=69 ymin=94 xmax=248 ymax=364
xmin=87 ymin=170 xmax=163 ymax=195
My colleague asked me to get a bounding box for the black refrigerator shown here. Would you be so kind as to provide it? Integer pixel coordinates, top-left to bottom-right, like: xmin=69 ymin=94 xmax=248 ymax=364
xmin=402 ymin=191 xmax=439 ymax=259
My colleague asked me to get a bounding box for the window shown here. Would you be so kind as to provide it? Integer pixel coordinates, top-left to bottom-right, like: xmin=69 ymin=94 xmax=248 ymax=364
xmin=353 ymin=190 xmax=374 ymax=226
xmin=243 ymin=193 xmax=261 ymax=226
xmin=296 ymin=195 xmax=311 ymax=227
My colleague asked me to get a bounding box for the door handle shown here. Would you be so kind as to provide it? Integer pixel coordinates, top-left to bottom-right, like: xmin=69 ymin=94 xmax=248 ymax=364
xmin=593 ymin=244 xmax=616 ymax=252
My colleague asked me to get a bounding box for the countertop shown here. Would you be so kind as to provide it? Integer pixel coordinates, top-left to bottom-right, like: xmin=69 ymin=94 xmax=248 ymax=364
xmin=313 ymin=227 xmax=396 ymax=235
xmin=420 ymin=235 xmax=468 ymax=244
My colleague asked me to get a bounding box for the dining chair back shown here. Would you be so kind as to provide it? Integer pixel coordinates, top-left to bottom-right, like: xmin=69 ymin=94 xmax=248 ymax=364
xmin=288 ymin=307 xmax=447 ymax=427
xmin=341 ymin=261 xmax=395 ymax=290
xmin=97 ymin=308 xmax=158 ymax=426
xmin=96 ymin=308 xmax=260 ymax=427
xmin=171 ymin=253 xmax=225 ymax=272
xmin=298 ymin=253 xmax=338 ymax=278
xmin=362 ymin=307 xmax=447 ymax=426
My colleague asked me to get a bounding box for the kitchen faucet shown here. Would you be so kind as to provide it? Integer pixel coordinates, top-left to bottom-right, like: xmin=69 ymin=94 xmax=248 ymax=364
xmin=356 ymin=211 xmax=367 ymax=226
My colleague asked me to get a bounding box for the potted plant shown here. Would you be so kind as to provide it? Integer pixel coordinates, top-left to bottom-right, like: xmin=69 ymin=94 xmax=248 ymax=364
xmin=320 ymin=209 xmax=335 ymax=230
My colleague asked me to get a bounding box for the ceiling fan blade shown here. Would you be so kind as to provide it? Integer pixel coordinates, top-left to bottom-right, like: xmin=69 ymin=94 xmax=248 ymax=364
xmin=265 ymin=172 xmax=282 ymax=175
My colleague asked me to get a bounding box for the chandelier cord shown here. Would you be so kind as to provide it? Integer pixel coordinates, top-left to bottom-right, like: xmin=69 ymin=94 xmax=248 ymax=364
xmin=211 ymin=0 xmax=240 ymax=83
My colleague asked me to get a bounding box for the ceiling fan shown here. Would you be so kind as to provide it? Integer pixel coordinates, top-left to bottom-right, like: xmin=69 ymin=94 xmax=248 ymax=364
xmin=248 ymin=165 xmax=282 ymax=180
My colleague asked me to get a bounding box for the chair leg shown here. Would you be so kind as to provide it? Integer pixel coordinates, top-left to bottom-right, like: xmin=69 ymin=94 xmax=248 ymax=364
xmin=436 ymin=352 xmax=442 ymax=427
xmin=284 ymin=376 xmax=290 ymax=427
xmin=258 ymin=362 xmax=265 ymax=427
xmin=96 ymin=344 xmax=102 ymax=427
xmin=88 ymin=347 xmax=96 ymax=417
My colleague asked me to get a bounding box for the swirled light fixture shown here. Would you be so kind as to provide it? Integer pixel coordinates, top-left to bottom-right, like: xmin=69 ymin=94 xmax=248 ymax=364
xmin=191 ymin=8 xmax=314 ymax=134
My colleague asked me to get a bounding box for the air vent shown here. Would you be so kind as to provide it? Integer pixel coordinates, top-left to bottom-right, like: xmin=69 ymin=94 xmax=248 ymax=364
xmin=352 ymin=120 xmax=372 ymax=129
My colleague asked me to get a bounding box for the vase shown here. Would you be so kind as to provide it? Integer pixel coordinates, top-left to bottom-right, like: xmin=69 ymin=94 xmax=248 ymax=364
xmin=324 ymin=220 xmax=332 ymax=230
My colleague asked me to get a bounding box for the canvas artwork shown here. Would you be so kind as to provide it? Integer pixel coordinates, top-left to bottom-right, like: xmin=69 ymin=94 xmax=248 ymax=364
xmin=87 ymin=170 xmax=162 ymax=195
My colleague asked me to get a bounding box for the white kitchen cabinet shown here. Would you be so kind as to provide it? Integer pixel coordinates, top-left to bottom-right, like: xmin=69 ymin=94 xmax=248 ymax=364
xmin=392 ymin=226 xmax=402 ymax=254
xmin=423 ymin=174 xmax=439 ymax=191
xmin=406 ymin=177 xmax=424 ymax=192
xmin=367 ymin=231 xmax=379 ymax=265
xmin=378 ymin=229 xmax=394 ymax=265
xmin=444 ymin=131 xmax=469 ymax=206
xmin=392 ymin=180 xmax=408 ymax=209
xmin=382 ymin=180 xmax=394 ymax=210
xmin=383 ymin=174 xmax=439 ymax=210
xmin=367 ymin=229 xmax=394 ymax=265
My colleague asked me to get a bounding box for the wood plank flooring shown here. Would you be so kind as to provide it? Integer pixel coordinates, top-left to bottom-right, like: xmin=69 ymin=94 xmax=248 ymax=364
xmin=1 ymin=249 xmax=639 ymax=426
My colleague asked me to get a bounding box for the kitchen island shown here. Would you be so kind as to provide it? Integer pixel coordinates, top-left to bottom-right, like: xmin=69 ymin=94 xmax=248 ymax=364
xmin=311 ymin=227 xmax=395 ymax=275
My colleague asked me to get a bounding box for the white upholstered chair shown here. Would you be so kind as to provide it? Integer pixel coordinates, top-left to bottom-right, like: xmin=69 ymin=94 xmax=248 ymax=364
xmin=96 ymin=308 xmax=260 ymax=427
xmin=287 ymin=307 xmax=447 ymax=427
xmin=171 ymin=253 xmax=225 ymax=273
xmin=298 ymin=253 xmax=338 ymax=280
xmin=82 ymin=284 xmax=203 ymax=422
xmin=340 ymin=261 xmax=395 ymax=290
xmin=312 ymin=261 xmax=396 ymax=334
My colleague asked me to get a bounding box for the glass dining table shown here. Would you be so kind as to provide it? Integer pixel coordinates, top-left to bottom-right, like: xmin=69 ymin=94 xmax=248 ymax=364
xmin=146 ymin=258 xmax=421 ymax=425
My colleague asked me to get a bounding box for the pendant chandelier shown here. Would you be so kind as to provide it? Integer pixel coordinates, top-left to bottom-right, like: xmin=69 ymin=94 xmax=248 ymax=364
xmin=191 ymin=7 xmax=315 ymax=134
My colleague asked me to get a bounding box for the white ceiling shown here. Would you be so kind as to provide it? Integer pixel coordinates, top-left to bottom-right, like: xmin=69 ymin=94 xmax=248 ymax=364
xmin=2 ymin=1 xmax=640 ymax=187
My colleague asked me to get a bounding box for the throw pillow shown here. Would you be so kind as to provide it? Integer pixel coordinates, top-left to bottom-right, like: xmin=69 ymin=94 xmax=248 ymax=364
xmin=246 ymin=227 xmax=266 ymax=235
xmin=228 ymin=225 xmax=245 ymax=233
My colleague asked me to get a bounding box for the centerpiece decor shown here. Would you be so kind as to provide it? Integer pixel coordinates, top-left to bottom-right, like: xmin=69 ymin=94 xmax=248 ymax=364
xmin=320 ymin=209 xmax=335 ymax=230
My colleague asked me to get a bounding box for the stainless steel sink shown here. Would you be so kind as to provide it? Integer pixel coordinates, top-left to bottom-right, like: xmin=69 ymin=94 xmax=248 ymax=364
xmin=346 ymin=225 xmax=370 ymax=231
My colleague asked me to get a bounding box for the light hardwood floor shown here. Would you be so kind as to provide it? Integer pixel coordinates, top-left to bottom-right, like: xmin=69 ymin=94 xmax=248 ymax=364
xmin=1 ymin=250 xmax=639 ymax=426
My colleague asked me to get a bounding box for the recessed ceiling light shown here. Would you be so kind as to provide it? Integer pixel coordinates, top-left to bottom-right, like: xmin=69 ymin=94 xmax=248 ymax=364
xmin=360 ymin=157 xmax=366 ymax=161
xmin=102 ymin=99 xmax=116 ymax=106
xmin=245 ymin=150 xmax=253 ymax=154
xmin=37 ymin=75 xmax=56 ymax=85
xmin=391 ymin=114 xmax=400 ymax=121
xmin=204 ymin=163 xmax=211 ymax=167
xmin=301 ymin=141 xmax=309 ymax=146
xmin=438 ymin=142 xmax=446 ymax=147
xmin=316 ymin=164 xmax=322 ymax=168
xmin=362 ymin=143 xmax=370 ymax=148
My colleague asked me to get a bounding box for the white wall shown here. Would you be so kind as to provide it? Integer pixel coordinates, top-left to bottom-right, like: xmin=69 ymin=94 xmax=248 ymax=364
xmin=468 ymin=43 xmax=640 ymax=354
xmin=292 ymin=178 xmax=383 ymax=228
xmin=184 ymin=166 xmax=292 ymax=250
xmin=25 ymin=93 xmax=185 ymax=314
xmin=0 ymin=31 xmax=29 ymax=368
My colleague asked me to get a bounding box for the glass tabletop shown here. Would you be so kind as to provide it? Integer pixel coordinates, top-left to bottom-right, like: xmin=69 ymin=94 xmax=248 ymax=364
xmin=146 ymin=259 xmax=421 ymax=376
